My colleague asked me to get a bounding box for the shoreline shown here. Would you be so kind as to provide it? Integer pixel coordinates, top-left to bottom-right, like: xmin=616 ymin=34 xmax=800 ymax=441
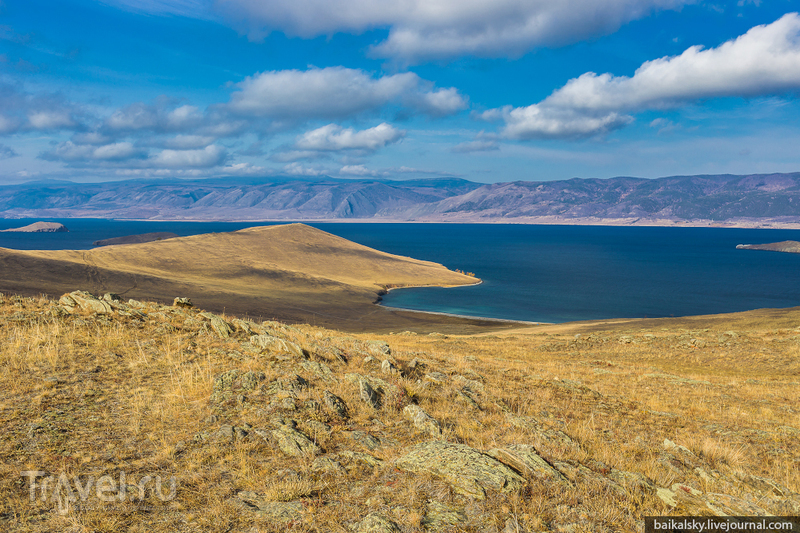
xmin=378 ymin=302 xmax=546 ymax=325
xmin=3 ymin=216 xmax=800 ymax=230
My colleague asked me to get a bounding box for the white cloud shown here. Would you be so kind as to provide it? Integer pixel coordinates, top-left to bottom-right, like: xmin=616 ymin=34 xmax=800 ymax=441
xmin=163 ymin=134 xmax=216 ymax=149
xmin=214 ymin=0 xmax=690 ymax=62
xmin=227 ymin=67 xmax=466 ymax=119
xmin=150 ymin=145 xmax=226 ymax=168
xmin=221 ymin=162 xmax=269 ymax=175
xmin=283 ymin=162 xmax=328 ymax=176
xmin=338 ymin=164 xmax=456 ymax=177
xmin=92 ymin=142 xmax=140 ymax=160
xmin=27 ymin=111 xmax=75 ymax=130
xmin=489 ymin=13 xmax=800 ymax=139
xmin=42 ymin=141 xmax=141 ymax=162
xmin=339 ymin=164 xmax=380 ymax=177
xmin=106 ymin=101 xmax=204 ymax=132
xmin=294 ymin=123 xmax=405 ymax=152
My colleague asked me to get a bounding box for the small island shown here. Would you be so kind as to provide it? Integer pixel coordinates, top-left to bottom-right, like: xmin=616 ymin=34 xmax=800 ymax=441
xmin=93 ymin=232 xmax=179 ymax=247
xmin=736 ymin=240 xmax=800 ymax=253
xmin=0 ymin=221 xmax=68 ymax=233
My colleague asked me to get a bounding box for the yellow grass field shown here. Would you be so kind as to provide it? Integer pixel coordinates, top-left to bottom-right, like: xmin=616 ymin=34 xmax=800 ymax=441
xmin=0 ymin=291 xmax=798 ymax=532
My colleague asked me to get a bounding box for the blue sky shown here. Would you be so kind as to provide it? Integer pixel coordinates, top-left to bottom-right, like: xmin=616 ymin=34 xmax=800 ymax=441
xmin=0 ymin=0 xmax=799 ymax=184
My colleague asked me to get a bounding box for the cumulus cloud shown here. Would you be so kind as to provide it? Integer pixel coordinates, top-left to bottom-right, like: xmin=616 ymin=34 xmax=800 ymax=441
xmin=283 ymin=162 xmax=328 ymax=176
xmin=163 ymin=134 xmax=217 ymax=149
xmin=0 ymin=83 xmax=86 ymax=134
xmin=338 ymin=164 xmax=455 ymax=178
xmin=106 ymin=101 xmax=204 ymax=132
xmin=294 ymin=123 xmax=405 ymax=152
xmin=227 ymin=67 xmax=467 ymax=120
xmin=213 ymin=0 xmax=690 ymax=62
xmin=221 ymin=162 xmax=270 ymax=175
xmin=27 ymin=110 xmax=76 ymax=130
xmin=150 ymin=145 xmax=226 ymax=168
xmin=41 ymin=141 xmax=143 ymax=162
xmin=487 ymin=13 xmax=800 ymax=139
xmin=40 ymin=140 xmax=226 ymax=169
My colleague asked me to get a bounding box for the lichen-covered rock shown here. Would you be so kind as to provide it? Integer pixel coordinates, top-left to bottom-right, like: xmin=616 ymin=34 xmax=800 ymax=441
xmin=422 ymin=500 xmax=466 ymax=531
xmin=344 ymin=430 xmax=381 ymax=450
xmin=403 ymin=404 xmax=442 ymax=437
xmin=200 ymin=312 xmax=234 ymax=338
xmin=608 ymin=469 xmax=657 ymax=494
xmin=250 ymin=334 xmax=304 ymax=358
xmin=173 ymin=296 xmax=193 ymax=308
xmin=395 ymin=441 xmax=525 ymax=499
xmin=381 ymin=359 xmax=400 ymax=376
xmin=62 ymin=291 xmax=113 ymax=314
xmin=553 ymin=461 xmax=625 ymax=497
xmin=658 ymin=483 xmax=770 ymax=516
xmin=360 ymin=380 xmax=380 ymax=409
xmin=338 ymin=451 xmax=384 ymax=471
xmin=487 ymin=445 xmax=567 ymax=484
xmin=365 ymin=340 xmax=391 ymax=357
xmin=356 ymin=512 xmax=401 ymax=533
xmin=271 ymin=420 xmax=320 ymax=457
xmin=425 ymin=371 xmax=448 ymax=384
xmin=230 ymin=318 xmax=256 ymax=335
xmin=311 ymin=456 xmax=345 ymax=475
xmin=237 ymin=491 xmax=304 ymax=524
xmin=300 ymin=360 xmax=336 ymax=382
xmin=323 ymin=390 xmax=349 ymax=418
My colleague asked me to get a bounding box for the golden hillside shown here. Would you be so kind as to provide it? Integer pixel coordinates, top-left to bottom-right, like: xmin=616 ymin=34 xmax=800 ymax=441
xmin=0 ymin=292 xmax=798 ymax=532
xmin=0 ymin=224 xmax=486 ymax=332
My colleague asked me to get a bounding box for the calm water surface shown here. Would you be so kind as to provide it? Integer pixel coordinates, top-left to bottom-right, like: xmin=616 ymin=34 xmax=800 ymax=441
xmin=1 ymin=219 xmax=799 ymax=323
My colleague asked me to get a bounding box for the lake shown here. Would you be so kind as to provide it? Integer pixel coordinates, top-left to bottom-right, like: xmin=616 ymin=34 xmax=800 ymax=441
xmin=1 ymin=218 xmax=799 ymax=323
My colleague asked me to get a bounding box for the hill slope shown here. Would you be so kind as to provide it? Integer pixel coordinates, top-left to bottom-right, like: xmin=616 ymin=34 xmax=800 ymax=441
xmin=0 ymin=294 xmax=797 ymax=532
xmin=0 ymin=223 xmax=484 ymax=331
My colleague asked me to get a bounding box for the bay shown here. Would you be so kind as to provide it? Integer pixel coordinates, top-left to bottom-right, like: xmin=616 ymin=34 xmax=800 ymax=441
xmin=1 ymin=218 xmax=799 ymax=323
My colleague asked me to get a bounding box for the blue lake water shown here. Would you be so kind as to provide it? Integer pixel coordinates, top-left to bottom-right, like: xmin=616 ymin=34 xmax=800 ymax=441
xmin=1 ymin=218 xmax=799 ymax=323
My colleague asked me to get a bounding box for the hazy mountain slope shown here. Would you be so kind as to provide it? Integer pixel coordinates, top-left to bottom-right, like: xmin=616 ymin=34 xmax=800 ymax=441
xmin=0 ymin=177 xmax=480 ymax=220
xmin=2 ymin=173 xmax=800 ymax=224
xmin=397 ymin=173 xmax=800 ymax=222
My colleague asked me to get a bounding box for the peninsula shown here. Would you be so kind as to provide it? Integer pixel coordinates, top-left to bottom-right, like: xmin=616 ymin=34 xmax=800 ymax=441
xmin=736 ymin=240 xmax=800 ymax=253
xmin=0 ymin=223 xmax=493 ymax=333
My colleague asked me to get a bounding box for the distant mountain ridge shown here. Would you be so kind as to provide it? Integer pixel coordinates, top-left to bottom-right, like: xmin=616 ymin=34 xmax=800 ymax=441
xmin=2 ymin=173 xmax=800 ymax=227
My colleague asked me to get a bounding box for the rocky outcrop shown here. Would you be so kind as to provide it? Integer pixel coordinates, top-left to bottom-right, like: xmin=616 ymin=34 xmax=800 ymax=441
xmin=402 ymin=404 xmax=442 ymax=437
xmin=487 ymin=445 xmax=568 ymax=484
xmin=395 ymin=441 xmax=526 ymax=499
xmin=355 ymin=513 xmax=401 ymax=533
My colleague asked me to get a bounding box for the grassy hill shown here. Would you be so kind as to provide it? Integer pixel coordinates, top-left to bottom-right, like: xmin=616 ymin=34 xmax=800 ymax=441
xmin=0 ymin=292 xmax=798 ymax=532
xmin=0 ymin=223 xmax=492 ymax=333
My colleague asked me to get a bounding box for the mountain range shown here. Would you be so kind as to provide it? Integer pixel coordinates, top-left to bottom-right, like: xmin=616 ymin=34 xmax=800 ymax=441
xmin=2 ymin=172 xmax=800 ymax=226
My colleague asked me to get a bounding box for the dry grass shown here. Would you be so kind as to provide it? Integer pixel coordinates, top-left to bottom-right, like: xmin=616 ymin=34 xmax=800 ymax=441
xmin=0 ymin=292 xmax=798 ymax=532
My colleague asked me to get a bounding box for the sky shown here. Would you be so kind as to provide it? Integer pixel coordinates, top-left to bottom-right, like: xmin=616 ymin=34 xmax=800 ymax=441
xmin=0 ymin=0 xmax=799 ymax=185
